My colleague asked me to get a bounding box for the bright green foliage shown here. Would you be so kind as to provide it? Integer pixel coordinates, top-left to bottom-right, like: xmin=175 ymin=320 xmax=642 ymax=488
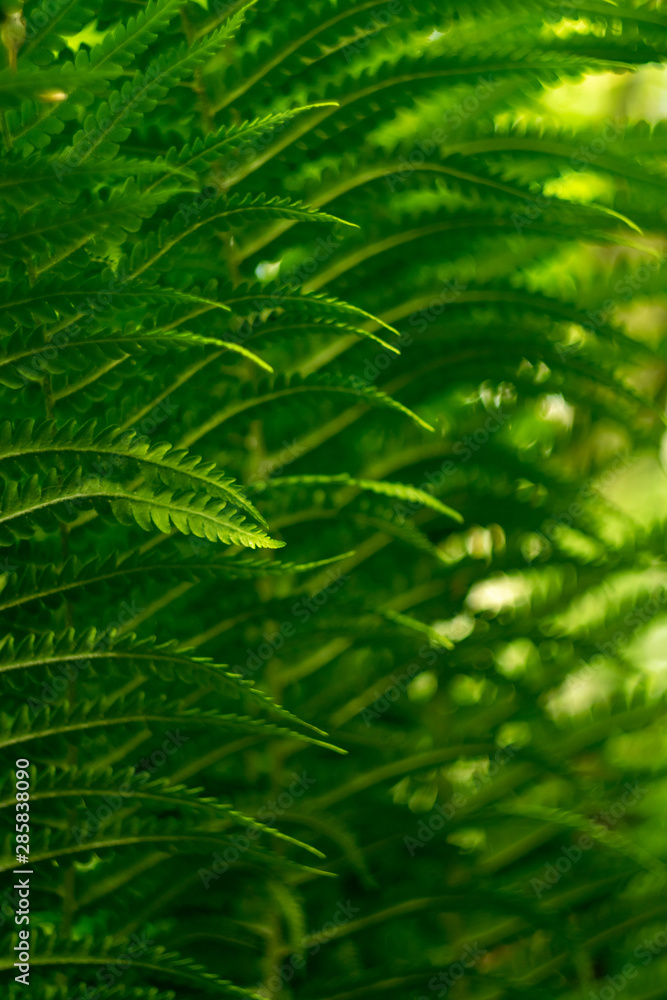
xmin=1 ymin=2 xmax=667 ymax=999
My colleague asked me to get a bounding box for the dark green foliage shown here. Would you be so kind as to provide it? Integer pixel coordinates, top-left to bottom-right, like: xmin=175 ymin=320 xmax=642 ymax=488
xmin=1 ymin=2 xmax=667 ymax=999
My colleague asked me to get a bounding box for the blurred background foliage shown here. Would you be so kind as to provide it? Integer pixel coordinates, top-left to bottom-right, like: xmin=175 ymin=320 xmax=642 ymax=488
xmin=1 ymin=2 xmax=667 ymax=1000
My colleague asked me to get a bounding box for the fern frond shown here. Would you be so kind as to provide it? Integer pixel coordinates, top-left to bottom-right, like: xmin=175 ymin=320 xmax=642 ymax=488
xmin=0 ymin=469 xmax=280 ymax=549
xmin=0 ymin=418 xmax=267 ymax=525
xmin=0 ymin=58 xmax=120 ymax=108
xmin=254 ymin=473 xmax=463 ymax=523
xmin=0 ymin=693 xmax=346 ymax=755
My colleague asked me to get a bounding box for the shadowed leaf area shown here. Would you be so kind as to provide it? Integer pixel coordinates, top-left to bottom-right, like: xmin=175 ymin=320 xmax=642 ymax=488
xmin=1 ymin=1 xmax=667 ymax=999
